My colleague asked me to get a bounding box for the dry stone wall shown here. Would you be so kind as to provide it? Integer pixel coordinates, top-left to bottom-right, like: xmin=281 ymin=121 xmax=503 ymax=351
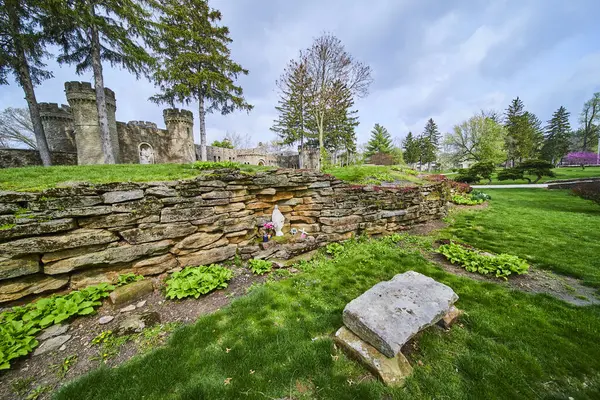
xmin=0 ymin=169 xmax=449 ymax=303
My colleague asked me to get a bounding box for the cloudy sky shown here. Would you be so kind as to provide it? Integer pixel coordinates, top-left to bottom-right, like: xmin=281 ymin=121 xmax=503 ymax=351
xmin=1 ymin=0 xmax=599 ymax=147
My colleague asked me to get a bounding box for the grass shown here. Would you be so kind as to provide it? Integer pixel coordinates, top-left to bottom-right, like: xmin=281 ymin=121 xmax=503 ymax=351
xmin=484 ymin=166 xmax=600 ymax=185
xmin=442 ymin=189 xmax=600 ymax=287
xmin=0 ymin=163 xmax=272 ymax=192
xmin=324 ymin=165 xmax=423 ymax=185
xmin=56 ymin=233 xmax=600 ymax=399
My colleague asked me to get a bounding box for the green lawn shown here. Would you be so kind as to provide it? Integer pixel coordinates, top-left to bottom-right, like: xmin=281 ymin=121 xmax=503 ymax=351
xmin=485 ymin=166 xmax=600 ymax=185
xmin=0 ymin=163 xmax=271 ymax=192
xmin=57 ymin=215 xmax=600 ymax=398
xmin=442 ymin=189 xmax=600 ymax=287
xmin=324 ymin=165 xmax=423 ymax=185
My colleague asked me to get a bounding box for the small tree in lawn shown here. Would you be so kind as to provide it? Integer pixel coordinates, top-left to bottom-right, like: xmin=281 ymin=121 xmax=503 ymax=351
xmin=402 ymin=131 xmax=420 ymax=165
xmin=51 ymin=0 xmax=155 ymax=164
xmin=365 ymin=123 xmax=393 ymax=158
xmin=0 ymin=0 xmax=52 ymax=165
xmin=565 ymin=152 xmax=598 ymax=169
xmin=150 ymin=0 xmax=252 ymax=162
xmin=470 ymin=161 xmax=495 ymax=184
xmin=518 ymin=160 xmax=554 ymax=183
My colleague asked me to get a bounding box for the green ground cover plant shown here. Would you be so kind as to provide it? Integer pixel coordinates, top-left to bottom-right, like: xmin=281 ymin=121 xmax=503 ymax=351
xmin=325 ymin=242 xmax=345 ymax=258
xmin=56 ymin=232 xmax=600 ymax=400
xmin=438 ymin=242 xmax=529 ymax=278
xmin=442 ymin=189 xmax=600 ymax=287
xmin=324 ymin=165 xmax=424 ymax=185
xmin=248 ymin=259 xmax=273 ymax=275
xmin=165 ymin=265 xmax=234 ymax=299
xmin=0 ymin=283 xmax=113 ymax=369
xmin=116 ymin=273 xmax=144 ymax=287
xmin=0 ymin=162 xmax=271 ymax=192
xmin=451 ymin=194 xmax=484 ymax=205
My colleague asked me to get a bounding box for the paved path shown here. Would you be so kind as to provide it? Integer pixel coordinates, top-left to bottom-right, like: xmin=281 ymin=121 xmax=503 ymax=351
xmin=472 ymin=184 xmax=548 ymax=189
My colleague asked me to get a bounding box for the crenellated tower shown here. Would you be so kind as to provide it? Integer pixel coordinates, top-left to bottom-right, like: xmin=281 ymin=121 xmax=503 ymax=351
xmin=64 ymin=81 xmax=120 ymax=164
xmin=38 ymin=103 xmax=75 ymax=153
xmin=163 ymin=108 xmax=196 ymax=163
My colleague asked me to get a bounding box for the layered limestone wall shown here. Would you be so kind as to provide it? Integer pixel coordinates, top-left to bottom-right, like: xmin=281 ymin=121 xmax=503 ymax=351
xmin=0 ymin=169 xmax=449 ymax=303
xmin=0 ymin=149 xmax=77 ymax=168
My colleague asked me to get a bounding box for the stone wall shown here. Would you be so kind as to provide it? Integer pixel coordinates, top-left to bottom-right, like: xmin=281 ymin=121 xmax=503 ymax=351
xmin=0 ymin=169 xmax=449 ymax=303
xmin=0 ymin=149 xmax=77 ymax=168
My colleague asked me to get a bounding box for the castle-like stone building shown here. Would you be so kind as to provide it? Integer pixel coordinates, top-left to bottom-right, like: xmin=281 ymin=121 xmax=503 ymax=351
xmin=0 ymin=81 xmax=319 ymax=169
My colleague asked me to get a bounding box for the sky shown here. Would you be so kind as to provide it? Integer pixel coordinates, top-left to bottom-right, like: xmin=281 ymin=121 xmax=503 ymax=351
xmin=1 ymin=0 xmax=599 ymax=148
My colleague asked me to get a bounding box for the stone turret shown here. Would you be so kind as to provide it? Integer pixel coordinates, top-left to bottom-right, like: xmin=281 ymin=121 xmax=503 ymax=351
xmin=39 ymin=103 xmax=75 ymax=153
xmin=163 ymin=108 xmax=195 ymax=163
xmin=64 ymin=81 xmax=120 ymax=164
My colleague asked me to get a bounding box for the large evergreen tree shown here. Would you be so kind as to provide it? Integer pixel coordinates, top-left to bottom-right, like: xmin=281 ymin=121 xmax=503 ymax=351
xmin=417 ymin=135 xmax=436 ymax=170
xmin=541 ymin=106 xmax=571 ymax=165
xmin=423 ymin=118 xmax=441 ymax=147
xmin=365 ymin=124 xmax=393 ymax=157
xmin=150 ymin=0 xmax=252 ymax=162
xmin=504 ymin=97 xmax=524 ymax=166
xmin=504 ymin=97 xmax=542 ymax=165
xmin=323 ymin=81 xmax=358 ymax=166
xmin=402 ymin=131 xmax=419 ymax=164
xmin=51 ymin=0 xmax=154 ymax=164
xmin=421 ymin=118 xmax=440 ymax=169
xmin=0 ymin=0 xmax=52 ymax=165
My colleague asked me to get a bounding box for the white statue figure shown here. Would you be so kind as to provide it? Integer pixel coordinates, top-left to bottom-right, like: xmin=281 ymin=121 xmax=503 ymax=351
xmin=271 ymin=205 xmax=285 ymax=237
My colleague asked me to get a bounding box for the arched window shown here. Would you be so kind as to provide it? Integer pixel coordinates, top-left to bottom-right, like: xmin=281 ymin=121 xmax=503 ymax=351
xmin=218 ymin=156 xmax=221 ymax=161
xmin=138 ymin=143 xmax=155 ymax=164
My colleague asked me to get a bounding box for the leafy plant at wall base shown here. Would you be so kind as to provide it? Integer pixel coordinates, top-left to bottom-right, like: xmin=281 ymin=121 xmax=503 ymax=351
xmin=165 ymin=265 xmax=234 ymax=299
xmin=248 ymin=259 xmax=273 ymax=275
xmin=438 ymin=242 xmax=529 ymax=278
xmin=116 ymin=273 xmax=144 ymax=287
xmin=452 ymin=194 xmax=484 ymax=205
xmin=0 ymin=282 xmax=113 ymax=370
xmin=470 ymin=190 xmax=491 ymax=202
xmin=325 ymin=242 xmax=345 ymax=258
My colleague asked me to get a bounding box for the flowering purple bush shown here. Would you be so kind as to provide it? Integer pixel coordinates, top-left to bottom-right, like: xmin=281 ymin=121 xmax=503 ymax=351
xmin=565 ymin=152 xmax=599 ymax=168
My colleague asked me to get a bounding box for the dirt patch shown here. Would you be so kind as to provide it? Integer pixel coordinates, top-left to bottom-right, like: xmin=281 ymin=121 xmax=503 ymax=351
xmin=0 ymin=266 xmax=291 ymax=400
xmin=406 ymin=219 xmax=447 ymax=236
xmin=429 ymin=252 xmax=600 ymax=307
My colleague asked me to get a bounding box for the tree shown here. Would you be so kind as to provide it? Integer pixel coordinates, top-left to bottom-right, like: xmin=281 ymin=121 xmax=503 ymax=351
xmin=271 ymin=57 xmax=314 ymax=167
xmin=504 ymin=97 xmax=542 ymax=164
xmin=322 ymin=81 xmax=359 ymax=166
xmin=417 ymin=135 xmax=436 ymax=170
xmin=578 ymin=93 xmax=600 ymax=152
xmin=224 ymin=131 xmax=253 ymax=148
xmin=445 ymin=115 xmax=506 ymax=165
xmin=497 ymin=160 xmax=554 ymax=183
xmin=565 ymin=152 xmax=598 ymax=169
xmin=210 ymin=138 xmax=233 ymax=149
xmin=402 ymin=131 xmax=420 ymax=164
xmin=365 ymin=124 xmax=393 ymax=157
xmin=150 ymin=0 xmax=252 ymax=162
xmin=303 ymin=33 xmax=372 ymax=168
xmin=0 ymin=107 xmax=36 ymax=148
xmin=504 ymin=97 xmax=524 ymax=166
xmin=52 ymin=0 xmax=155 ymax=164
xmin=423 ymin=118 xmax=441 ymax=148
xmin=541 ymin=106 xmax=571 ymax=165
xmin=0 ymin=0 xmax=52 ymax=164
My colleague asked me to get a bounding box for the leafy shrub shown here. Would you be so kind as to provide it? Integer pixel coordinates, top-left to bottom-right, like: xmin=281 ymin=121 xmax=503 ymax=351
xmin=248 ymin=259 xmax=273 ymax=275
xmin=116 ymin=273 xmax=144 ymax=287
xmin=165 ymin=265 xmax=233 ymax=299
xmin=454 ymin=168 xmax=480 ymax=183
xmin=0 ymin=282 xmax=113 ymax=370
xmin=519 ymin=160 xmax=555 ymax=183
xmin=325 ymin=242 xmax=345 ymax=258
xmin=452 ymin=194 xmax=484 ymax=205
xmin=469 ymin=161 xmax=495 ymax=183
xmin=470 ymin=190 xmax=491 ymax=202
xmin=448 ymin=180 xmax=472 ymax=194
xmin=190 ymin=161 xmax=240 ymax=170
xmin=438 ymin=242 xmax=529 ymax=278
xmin=391 ymin=166 xmax=418 ymax=175
xmin=497 ymin=168 xmax=524 ymax=182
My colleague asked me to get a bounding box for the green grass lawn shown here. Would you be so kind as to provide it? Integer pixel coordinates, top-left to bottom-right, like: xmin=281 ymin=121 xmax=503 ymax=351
xmin=324 ymin=165 xmax=423 ymax=185
xmin=0 ymin=163 xmax=271 ymax=192
xmin=484 ymin=166 xmax=600 ymax=185
xmin=442 ymin=189 xmax=600 ymax=287
xmin=57 ymin=236 xmax=600 ymax=398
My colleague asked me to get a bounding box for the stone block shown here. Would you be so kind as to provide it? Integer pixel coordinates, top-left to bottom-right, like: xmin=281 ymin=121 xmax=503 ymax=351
xmin=170 ymin=232 xmax=224 ymax=255
xmin=0 ymin=228 xmax=117 ymax=256
xmin=79 ymin=213 xmax=141 ymax=229
xmin=102 ymin=190 xmax=145 ymax=204
xmin=201 ymin=190 xmax=232 ymax=199
xmin=319 ymin=215 xmax=362 ymax=226
xmin=343 ymin=271 xmax=458 ymax=358
xmin=0 ymin=218 xmax=76 ymax=241
xmin=109 ymin=279 xmax=154 ymax=306
xmin=160 ymin=206 xmax=213 ymax=223
xmin=0 ymin=255 xmax=40 ymax=280
xmin=0 ymin=274 xmax=69 ymax=303
xmin=44 ymin=240 xmax=173 ymax=274
xmin=132 ymin=254 xmax=178 ymax=275
xmin=120 ymin=222 xmax=197 ymax=244
xmin=42 ymin=243 xmax=117 ymax=263
xmin=146 ymin=186 xmax=177 ymax=197
xmin=335 ymin=326 xmax=412 ymax=387
xmin=116 ymin=311 xmax=160 ymax=335
xmin=290 ymin=223 xmax=320 ymax=233
xmin=257 ymin=188 xmax=276 ymax=195
xmin=214 ymin=202 xmax=245 ymax=214
xmin=177 ymin=245 xmax=237 ymax=267
xmin=437 ymin=306 xmax=464 ymax=329
xmin=321 ymin=223 xmax=359 ymax=234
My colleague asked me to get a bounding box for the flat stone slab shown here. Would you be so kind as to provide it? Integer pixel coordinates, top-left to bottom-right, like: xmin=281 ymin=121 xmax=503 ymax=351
xmin=343 ymin=271 xmax=458 ymax=358
xmin=335 ymin=326 xmax=413 ymax=387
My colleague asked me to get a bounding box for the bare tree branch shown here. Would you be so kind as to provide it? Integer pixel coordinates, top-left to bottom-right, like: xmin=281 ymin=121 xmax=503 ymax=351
xmin=0 ymin=107 xmax=37 ymax=149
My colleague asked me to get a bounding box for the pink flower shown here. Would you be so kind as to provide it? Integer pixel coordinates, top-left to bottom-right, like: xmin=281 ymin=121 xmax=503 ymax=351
xmin=263 ymin=222 xmax=274 ymax=230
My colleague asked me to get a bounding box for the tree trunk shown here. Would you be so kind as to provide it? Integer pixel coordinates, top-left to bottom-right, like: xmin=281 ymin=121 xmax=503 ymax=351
xmin=90 ymin=20 xmax=115 ymax=164
xmin=7 ymin=1 xmax=51 ymax=166
xmin=199 ymin=96 xmax=207 ymax=161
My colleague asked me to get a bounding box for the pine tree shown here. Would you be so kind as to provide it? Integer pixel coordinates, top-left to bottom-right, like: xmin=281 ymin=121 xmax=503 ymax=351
xmin=271 ymin=57 xmax=314 ymax=167
xmin=504 ymin=97 xmax=525 ymax=166
xmin=504 ymin=97 xmax=542 ymax=164
xmin=150 ymin=0 xmax=252 ymax=162
xmin=51 ymin=0 xmax=154 ymax=164
xmin=417 ymin=135 xmax=436 ymax=169
xmin=422 ymin=118 xmax=440 ymax=169
xmin=542 ymin=106 xmax=571 ymax=165
xmin=0 ymin=0 xmax=52 ymax=165
xmin=323 ymin=81 xmax=358 ymax=166
xmin=423 ymin=118 xmax=441 ymax=147
xmin=366 ymin=124 xmax=393 ymax=157
xmin=402 ymin=132 xmax=420 ymax=164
